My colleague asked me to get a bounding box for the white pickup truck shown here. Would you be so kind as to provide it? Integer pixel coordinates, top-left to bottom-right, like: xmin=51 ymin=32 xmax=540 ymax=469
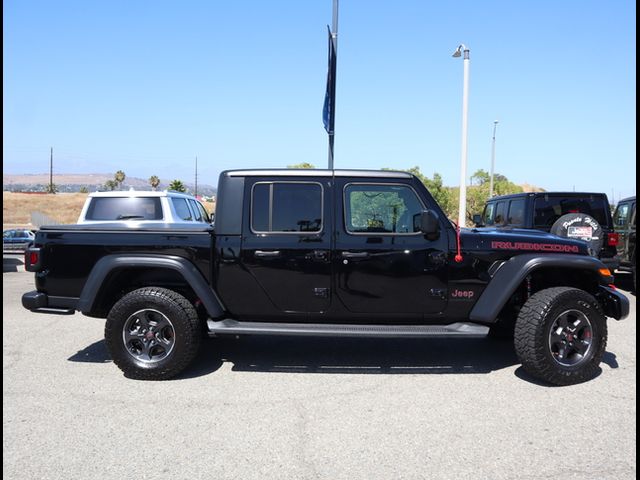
xmin=77 ymin=190 xmax=212 ymax=225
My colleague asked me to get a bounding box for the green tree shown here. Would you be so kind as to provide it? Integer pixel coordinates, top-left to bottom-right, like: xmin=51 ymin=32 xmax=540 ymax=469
xmin=287 ymin=162 xmax=315 ymax=169
xmin=168 ymin=179 xmax=186 ymax=192
xmin=103 ymin=180 xmax=118 ymax=191
xmin=384 ymin=166 xmax=456 ymax=221
xmin=79 ymin=186 xmax=89 ymax=194
xmin=149 ymin=175 xmax=161 ymax=191
xmin=114 ymin=170 xmax=126 ymax=190
xmin=465 ymin=169 xmax=523 ymax=225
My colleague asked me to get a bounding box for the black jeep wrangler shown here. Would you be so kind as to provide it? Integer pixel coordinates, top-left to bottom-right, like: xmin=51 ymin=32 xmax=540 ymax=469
xmin=22 ymin=170 xmax=629 ymax=385
xmin=475 ymin=192 xmax=619 ymax=270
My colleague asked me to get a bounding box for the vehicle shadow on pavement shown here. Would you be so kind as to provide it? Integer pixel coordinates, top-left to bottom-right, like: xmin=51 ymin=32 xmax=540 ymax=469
xmin=68 ymin=336 xmax=621 ymax=383
xmin=514 ymin=351 xmax=618 ymax=387
xmin=68 ymin=340 xmax=112 ymax=363
xmin=180 ymin=336 xmax=521 ymax=379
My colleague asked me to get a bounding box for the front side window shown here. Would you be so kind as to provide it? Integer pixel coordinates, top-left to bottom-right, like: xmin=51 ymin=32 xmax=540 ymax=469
xmin=482 ymin=203 xmax=496 ymax=226
xmin=188 ymin=199 xmax=203 ymax=222
xmin=345 ymin=184 xmax=424 ymax=234
xmin=195 ymin=201 xmax=211 ymax=223
xmin=251 ymin=182 xmax=322 ymax=233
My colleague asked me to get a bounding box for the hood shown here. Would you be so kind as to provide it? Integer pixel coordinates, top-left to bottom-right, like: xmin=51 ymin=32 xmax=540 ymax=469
xmin=460 ymin=227 xmax=589 ymax=255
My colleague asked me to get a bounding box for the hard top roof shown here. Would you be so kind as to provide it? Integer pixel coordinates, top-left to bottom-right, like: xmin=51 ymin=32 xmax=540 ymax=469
xmin=222 ymin=169 xmax=413 ymax=179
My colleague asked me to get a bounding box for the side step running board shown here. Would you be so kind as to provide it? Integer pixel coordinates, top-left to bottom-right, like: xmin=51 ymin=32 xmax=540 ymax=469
xmin=207 ymin=319 xmax=489 ymax=338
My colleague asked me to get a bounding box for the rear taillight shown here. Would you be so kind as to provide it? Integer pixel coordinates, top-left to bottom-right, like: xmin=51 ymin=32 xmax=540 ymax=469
xmin=607 ymin=232 xmax=619 ymax=246
xmin=25 ymin=247 xmax=42 ymax=272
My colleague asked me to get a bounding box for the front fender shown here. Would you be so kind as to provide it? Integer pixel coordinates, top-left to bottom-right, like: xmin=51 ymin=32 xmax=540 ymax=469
xmin=469 ymin=254 xmax=612 ymax=323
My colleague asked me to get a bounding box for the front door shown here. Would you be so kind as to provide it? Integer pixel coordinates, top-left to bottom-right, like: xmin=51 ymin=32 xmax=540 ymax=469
xmin=334 ymin=179 xmax=449 ymax=315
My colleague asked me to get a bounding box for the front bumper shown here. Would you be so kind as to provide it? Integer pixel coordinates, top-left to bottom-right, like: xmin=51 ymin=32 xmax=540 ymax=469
xmin=22 ymin=290 xmax=77 ymax=315
xmin=596 ymin=285 xmax=630 ymax=320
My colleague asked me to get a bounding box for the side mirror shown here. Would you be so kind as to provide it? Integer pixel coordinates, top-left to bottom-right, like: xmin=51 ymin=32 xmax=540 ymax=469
xmin=472 ymin=214 xmax=482 ymax=226
xmin=418 ymin=210 xmax=440 ymax=235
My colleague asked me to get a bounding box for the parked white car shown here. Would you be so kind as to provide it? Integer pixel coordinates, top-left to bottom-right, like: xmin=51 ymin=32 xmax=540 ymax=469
xmin=77 ymin=190 xmax=212 ymax=225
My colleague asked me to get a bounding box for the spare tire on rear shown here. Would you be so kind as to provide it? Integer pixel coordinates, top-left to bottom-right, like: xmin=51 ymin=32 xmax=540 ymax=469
xmin=550 ymin=213 xmax=603 ymax=257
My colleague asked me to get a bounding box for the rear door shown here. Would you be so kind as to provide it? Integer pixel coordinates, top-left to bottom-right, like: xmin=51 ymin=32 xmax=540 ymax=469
xmin=241 ymin=178 xmax=332 ymax=313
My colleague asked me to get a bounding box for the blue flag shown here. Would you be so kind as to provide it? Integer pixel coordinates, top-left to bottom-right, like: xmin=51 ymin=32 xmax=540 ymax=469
xmin=323 ymin=26 xmax=336 ymax=134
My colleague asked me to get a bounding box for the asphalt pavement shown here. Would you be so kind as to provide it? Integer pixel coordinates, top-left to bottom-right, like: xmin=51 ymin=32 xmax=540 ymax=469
xmin=3 ymin=258 xmax=637 ymax=480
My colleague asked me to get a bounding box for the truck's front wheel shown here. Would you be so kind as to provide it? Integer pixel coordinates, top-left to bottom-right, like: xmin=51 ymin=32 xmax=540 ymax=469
xmin=514 ymin=287 xmax=607 ymax=385
xmin=105 ymin=287 xmax=201 ymax=380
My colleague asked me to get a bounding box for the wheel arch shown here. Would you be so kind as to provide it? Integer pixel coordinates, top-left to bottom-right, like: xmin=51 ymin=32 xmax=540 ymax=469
xmin=470 ymin=254 xmax=612 ymax=323
xmin=77 ymin=254 xmax=225 ymax=319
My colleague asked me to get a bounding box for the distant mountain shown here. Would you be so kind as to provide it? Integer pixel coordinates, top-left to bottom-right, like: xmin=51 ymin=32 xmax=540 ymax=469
xmin=3 ymin=173 xmax=216 ymax=196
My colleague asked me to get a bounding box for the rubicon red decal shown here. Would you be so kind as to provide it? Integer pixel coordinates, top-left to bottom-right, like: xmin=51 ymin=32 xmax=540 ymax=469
xmin=491 ymin=241 xmax=579 ymax=253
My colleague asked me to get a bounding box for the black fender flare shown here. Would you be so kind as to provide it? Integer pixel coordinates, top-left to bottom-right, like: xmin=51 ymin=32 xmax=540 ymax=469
xmin=77 ymin=254 xmax=226 ymax=319
xmin=469 ymin=254 xmax=612 ymax=323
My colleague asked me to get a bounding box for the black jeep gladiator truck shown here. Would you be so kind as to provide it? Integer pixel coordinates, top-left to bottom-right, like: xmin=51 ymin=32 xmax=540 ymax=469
xmin=22 ymin=169 xmax=629 ymax=385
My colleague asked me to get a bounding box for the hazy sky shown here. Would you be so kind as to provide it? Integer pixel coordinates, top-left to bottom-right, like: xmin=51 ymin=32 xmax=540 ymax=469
xmin=3 ymin=1 xmax=636 ymax=200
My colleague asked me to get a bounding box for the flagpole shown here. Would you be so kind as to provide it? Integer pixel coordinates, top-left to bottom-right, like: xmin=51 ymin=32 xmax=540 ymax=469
xmin=327 ymin=0 xmax=338 ymax=169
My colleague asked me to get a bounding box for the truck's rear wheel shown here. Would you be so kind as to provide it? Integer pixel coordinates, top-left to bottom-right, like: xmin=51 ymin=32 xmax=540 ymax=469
xmin=105 ymin=287 xmax=201 ymax=380
xmin=514 ymin=287 xmax=607 ymax=385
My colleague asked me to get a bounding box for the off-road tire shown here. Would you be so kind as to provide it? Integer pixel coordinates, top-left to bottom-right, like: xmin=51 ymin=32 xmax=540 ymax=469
xmin=514 ymin=287 xmax=607 ymax=385
xmin=105 ymin=287 xmax=201 ymax=380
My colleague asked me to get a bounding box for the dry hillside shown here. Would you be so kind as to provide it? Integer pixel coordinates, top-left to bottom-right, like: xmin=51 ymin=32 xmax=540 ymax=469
xmin=3 ymin=192 xmax=88 ymax=228
xmin=3 ymin=192 xmax=215 ymax=229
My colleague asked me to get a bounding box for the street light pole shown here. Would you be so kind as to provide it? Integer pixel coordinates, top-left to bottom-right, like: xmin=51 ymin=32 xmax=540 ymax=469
xmin=489 ymin=120 xmax=498 ymax=198
xmin=452 ymin=44 xmax=470 ymax=227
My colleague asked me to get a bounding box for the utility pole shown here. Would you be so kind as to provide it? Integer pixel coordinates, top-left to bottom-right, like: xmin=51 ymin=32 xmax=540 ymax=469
xmin=49 ymin=147 xmax=54 ymax=194
xmin=195 ymin=156 xmax=198 ymax=197
xmin=489 ymin=120 xmax=498 ymax=198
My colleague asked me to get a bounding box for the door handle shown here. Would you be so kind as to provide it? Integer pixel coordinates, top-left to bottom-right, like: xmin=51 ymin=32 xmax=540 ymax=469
xmin=255 ymin=250 xmax=281 ymax=258
xmin=341 ymin=251 xmax=370 ymax=259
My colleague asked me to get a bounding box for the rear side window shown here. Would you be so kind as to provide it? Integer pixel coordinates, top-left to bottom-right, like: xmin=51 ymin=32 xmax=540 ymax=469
xmin=251 ymin=182 xmax=322 ymax=233
xmin=85 ymin=197 xmax=163 ymax=221
xmin=494 ymin=201 xmax=507 ymax=225
xmin=507 ymin=199 xmax=526 ymax=226
xmin=533 ymin=195 xmax=609 ymax=228
xmin=171 ymin=198 xmax=193 ymax=221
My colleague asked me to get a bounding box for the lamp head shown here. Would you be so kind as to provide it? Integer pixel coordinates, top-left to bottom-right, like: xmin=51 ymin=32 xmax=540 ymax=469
xmin=452 ymin=44 xmax=468 ymax=58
